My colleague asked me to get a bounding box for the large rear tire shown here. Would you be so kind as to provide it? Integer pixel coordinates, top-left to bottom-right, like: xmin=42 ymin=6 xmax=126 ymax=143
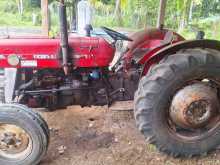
xmin=134 ymin=48 xmax=220 ymax=157
xmin=0 ymin=104 xmax=49 ymax=165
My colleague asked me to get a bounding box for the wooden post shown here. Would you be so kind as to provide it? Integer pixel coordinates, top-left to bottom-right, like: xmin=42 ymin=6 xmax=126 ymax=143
xmin=41 ymin=0 xmax=49 ymax=36
xmin=157 ymin=0 xmax=167 ymax=29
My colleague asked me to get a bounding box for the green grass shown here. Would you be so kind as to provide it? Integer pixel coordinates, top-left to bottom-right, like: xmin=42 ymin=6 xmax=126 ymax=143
xmin=0 ymin=0 xmax=41 ymax=28
xmin=179 ymin=27 xmax=220 ymax=40
xmin=92 ymin=15 xmax=220 ymax=41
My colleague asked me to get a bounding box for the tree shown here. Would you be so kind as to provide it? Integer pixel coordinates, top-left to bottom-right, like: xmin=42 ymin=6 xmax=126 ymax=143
xmin=114 ymin=0 xmax=123 ymax=26
xmin=16 ymin=0 xmax=24 ymax=16
xmin=178 ymin=0 xmax=192 ymax=31
xmin=41 ymin=0 xmax=49 ymax=35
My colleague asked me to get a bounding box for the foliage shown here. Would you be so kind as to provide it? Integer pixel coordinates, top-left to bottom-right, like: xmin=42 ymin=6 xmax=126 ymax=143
xmin=0 ymin=0 xmax=41 ymax=27
xmin=90 ymin=0 xmax=220 ymax=40
xmin=0 ymin=0 xmax=219 ymax=40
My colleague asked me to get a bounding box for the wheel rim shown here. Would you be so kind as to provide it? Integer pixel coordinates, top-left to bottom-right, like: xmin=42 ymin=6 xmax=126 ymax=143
xmin=168 ymin=82 xmax=220 ymax=141
xmin=0 ymin=124 xmax=32 ymax=160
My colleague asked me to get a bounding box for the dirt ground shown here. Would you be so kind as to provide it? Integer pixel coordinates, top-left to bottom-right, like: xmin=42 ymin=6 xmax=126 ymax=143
xmin=36 ymin=106 xmax=220 ymax=165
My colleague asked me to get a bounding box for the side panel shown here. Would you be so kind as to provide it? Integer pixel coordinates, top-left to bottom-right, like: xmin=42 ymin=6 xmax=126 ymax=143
xmin=70 ymin=37 xmax=115 ymax=67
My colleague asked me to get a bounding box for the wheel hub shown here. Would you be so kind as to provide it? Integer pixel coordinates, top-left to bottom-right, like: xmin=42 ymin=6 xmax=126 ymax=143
xmin=0 ymin=124 xmax=32 ymax=159
xmin=170 ymin=83 xmax=219 ymax=129
xmin=186 ymin=100 xmax=211 ymax=126
xmin=0 ymin=132 xmax=25 ymax=152
xmin=1 ymin=132 xmax=20 ymax=146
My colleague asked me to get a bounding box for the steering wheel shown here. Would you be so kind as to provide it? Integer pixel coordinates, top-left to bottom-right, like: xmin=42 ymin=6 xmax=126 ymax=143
xmin=101 ymin=26 xmax=133 ymax=41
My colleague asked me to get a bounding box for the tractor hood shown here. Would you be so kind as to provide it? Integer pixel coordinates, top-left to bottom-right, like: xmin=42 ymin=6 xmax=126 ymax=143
xmin=0 ymin=36 xmax=115 ymax=68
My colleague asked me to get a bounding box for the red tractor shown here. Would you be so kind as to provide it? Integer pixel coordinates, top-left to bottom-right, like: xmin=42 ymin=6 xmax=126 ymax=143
xmin=0 ymin=0 xmax=220 ymax=164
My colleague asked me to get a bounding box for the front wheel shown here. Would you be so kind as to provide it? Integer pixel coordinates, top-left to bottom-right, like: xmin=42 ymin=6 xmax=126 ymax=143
xmin=134 ymin=48 xmax=220 ymax=157
xmin=0 ymin=104 xmax=49 ymax=165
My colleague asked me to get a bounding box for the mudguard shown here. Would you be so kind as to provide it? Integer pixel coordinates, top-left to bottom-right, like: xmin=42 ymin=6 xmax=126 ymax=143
xmin=141 ymin=39 xmax=220 ymax=75
xmin=123 ymin=28 xmax=185 ymax=70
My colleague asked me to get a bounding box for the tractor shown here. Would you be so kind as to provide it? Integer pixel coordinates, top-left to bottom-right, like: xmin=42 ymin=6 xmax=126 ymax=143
xmin=0 ymin=0 xmax=220 ymax=164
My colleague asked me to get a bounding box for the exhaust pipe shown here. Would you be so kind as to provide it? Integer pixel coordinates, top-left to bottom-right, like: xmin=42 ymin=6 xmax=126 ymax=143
xmin=59 ymin=0 xmax=69 ymax=75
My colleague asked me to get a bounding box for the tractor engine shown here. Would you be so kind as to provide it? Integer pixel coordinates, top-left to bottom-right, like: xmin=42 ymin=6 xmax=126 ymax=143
xmin=15 ymin=66 xmax=140 ymax=110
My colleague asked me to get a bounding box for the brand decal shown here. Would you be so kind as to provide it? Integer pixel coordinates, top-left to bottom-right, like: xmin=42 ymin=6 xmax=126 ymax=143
xmin=73 ymin=54 xmax=92 ymax=59
xmin=33 ymin=54 xmax=56 ymax=59
xmin=21 ymin=60 xmax=37 ymax=67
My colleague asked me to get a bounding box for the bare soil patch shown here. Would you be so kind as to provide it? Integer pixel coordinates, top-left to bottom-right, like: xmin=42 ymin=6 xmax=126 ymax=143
xmin=37 ymin=106 xmax=220 ymax=165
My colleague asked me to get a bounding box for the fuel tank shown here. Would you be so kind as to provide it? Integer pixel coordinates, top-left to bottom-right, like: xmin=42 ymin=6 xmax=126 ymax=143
xmin=0 ymin=36 xmax=115 ymax=68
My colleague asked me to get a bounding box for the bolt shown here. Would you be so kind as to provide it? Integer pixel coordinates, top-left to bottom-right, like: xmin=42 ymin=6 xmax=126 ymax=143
xmin=15 ymin=139 xmax=22 ymax=147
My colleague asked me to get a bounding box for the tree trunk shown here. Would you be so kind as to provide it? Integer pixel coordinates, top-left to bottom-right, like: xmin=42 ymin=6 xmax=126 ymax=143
xmin=17 ymin=0 xmax=20 ymax=14
xmin=16 ymin=0 xmax=23 ymax=16
xmin=114 ymin=0 xmax=123 ymax=26
xmin=189 ymin=0 xmax=193 ymax=21
xmin=20 ymin=0 xmax=23 ymax=16
xmin=157 ymin=0 xmax=167 ymax=29
xmin=71 ymin=1 xmax=78 ymax=31
xmin=41 ymin=0 xmax=49 ymax=36
xmin=178 ymin=0 xmax=192 ymax=32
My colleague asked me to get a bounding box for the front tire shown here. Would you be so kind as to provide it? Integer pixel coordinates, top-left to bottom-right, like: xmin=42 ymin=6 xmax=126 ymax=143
xmin=134 ymin=48 xmax=220 ymax=157
xmin=0 ymin=104 xmax=49 ymax=165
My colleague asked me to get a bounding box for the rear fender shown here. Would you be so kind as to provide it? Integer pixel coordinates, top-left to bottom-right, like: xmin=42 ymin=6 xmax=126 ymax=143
xmin=141 ymin=39 xmax=220 ymax=76
xmin=123 ymin=28 xmax=185 ymax=70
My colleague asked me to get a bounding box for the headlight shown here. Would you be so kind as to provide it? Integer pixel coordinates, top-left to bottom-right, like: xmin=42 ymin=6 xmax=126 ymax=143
xmin=7 ymin=54 xmax=20 ymax=66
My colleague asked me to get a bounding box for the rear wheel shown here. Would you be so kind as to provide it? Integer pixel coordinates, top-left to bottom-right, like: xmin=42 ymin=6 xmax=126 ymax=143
xmin=0 ymin=104 xmax=49 ymax=165
xmin=134 ymin=48 xmax=220 ymax=157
